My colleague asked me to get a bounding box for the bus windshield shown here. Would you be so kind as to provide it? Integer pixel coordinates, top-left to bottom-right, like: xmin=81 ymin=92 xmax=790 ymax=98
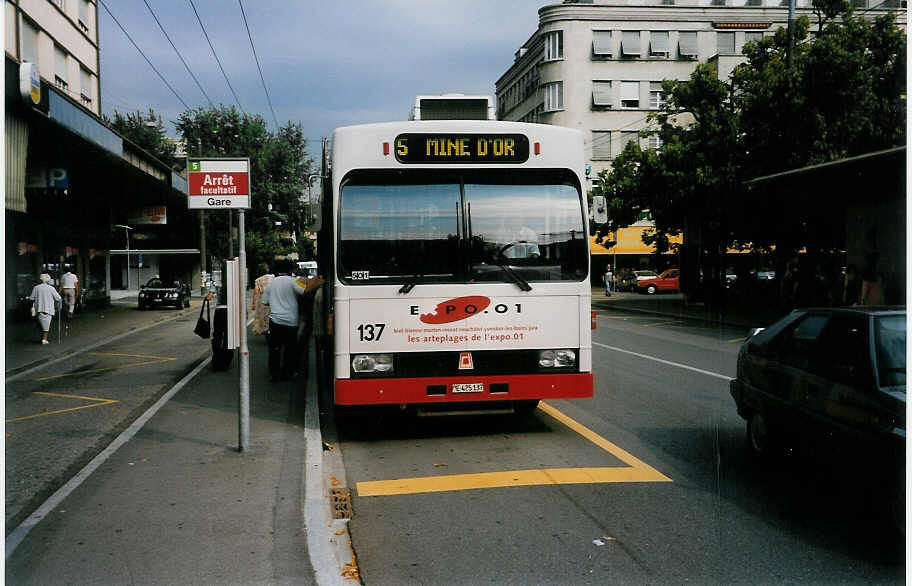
xmin=339 ymin=169 xmax=587 ymax=286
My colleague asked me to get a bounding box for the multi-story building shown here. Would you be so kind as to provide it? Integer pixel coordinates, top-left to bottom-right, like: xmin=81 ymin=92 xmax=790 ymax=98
xmin=496 ymin=0 xmax=905 ymax=184
xmin=5 ymin=0 xmax=100 ymax=114
xmin=5 ymin=1 xmax=196 ymax=315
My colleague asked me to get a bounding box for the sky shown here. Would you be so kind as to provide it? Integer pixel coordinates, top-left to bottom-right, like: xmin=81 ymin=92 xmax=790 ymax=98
xmin=98 ymin=0 xmax=550 ymax=143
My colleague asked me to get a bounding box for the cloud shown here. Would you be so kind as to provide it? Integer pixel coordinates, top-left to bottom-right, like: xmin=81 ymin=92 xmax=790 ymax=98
xmin=100 ymin=0 xmax=544 ymax=140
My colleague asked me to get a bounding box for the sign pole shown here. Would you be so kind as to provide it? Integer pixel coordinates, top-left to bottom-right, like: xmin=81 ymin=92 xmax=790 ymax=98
xmin=238 ymin=209 xmax=250 ymax=453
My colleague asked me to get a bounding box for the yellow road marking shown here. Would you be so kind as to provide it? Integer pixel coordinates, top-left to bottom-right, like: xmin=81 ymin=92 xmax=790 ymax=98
xmin=6 ymin=392 xmax=119 ymax=423
xmin=728 ymin=337 xmax=747 ymax=344
xmin=355 ymin=401 xmax=671 ymax=497
xmin=35 ymin=352 xmax=176 ymax=381
xmin=88 ymin=352 xmax=176 ymax=360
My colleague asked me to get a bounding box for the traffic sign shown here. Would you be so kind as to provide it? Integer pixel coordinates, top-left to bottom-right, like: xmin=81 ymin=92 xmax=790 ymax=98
xmin=186 ymin=158 xmax=250 ymax=209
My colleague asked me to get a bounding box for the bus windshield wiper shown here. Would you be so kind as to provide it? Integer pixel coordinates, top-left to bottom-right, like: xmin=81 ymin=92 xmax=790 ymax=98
xmin=398 ymin=273 xmax=423 ymax=294
xmin=493 ymin=253 xmax=532 ymax=292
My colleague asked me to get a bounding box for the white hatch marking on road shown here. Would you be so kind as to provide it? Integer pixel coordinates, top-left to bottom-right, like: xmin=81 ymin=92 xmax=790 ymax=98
xmin=593 ymin=342 xmax=734 ymax=382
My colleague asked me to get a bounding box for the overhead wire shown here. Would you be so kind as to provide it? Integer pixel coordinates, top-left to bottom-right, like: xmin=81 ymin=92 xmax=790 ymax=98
xmin=143 ymin=0 xmax=214 ymax=108
xmin=98 ymin=0 xmax=190 ymax=110
xmin=237 ymin=0 xmax=280 ymax=131
xmin=189 ymin=0 xmax=246 ymax=115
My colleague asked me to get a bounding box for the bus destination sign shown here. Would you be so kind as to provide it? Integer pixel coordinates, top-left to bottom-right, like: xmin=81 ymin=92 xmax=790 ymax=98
xmin=394 ymin=133 xmax=529 ymax=164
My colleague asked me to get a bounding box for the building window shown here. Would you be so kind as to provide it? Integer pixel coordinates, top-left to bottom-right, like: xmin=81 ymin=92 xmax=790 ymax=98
xmin=650 ymin=31 xmax=670 ymax=57
xmin=544 ymin=31 xmax=563 ymax=61
xmin=592 ymin=30 xmax=612 ymax=58
xmin=620 ymin=81 xmax=640 ymax=109
xmin=592 ymin=81 xmax=612 ymax=108
xmin=649 ymin=82 xmax=666 ymax=109
xmin=679 ymin=31 xmax=698 ymax=58
xmin=80 ymin=67 xmax=93 ymax=106
xmin=647 ymin=135 xmax=663 ymax=151
xmin=592 ymin=131 xmax=611 ymax=160
xmin=717 ymin=32 xmax=736 ymax=55
xmin=543 ymin=81 xmax=563 ymax=112
xmin=54 ymin=45 xmax=68 ymax=90
xmin=21 ymin=20 xmax=39 ymax=64
xmin=744 ymin=31 xmax=763 ymax=45
xmin=621 ymin=31 xmax=641 ymax=57
xmin=79 ymin=0 xmax=90 ymax=32
xmin=620 ymin=131 xmax=640 ymax=153
xmin=520 ymin=105 xmax=544 ymax=124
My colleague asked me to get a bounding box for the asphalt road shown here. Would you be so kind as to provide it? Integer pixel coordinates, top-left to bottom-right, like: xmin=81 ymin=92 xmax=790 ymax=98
xmin=5 ymin=306 xmax=211 ymax=532
xmin=336 ymin=308 xmax=905 ymax=585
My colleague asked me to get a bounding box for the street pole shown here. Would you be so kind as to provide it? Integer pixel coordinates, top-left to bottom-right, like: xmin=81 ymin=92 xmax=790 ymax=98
xmin=114 ymin=225 xmax=132 ymax=290
xmin=786 ymin=0 xmax=796 ymax=67
xmin=238 ymin=209 xmax=250 ymax=453
xmin=200 ymin=211 xmax=207 ymax=296
xmin=125 ymin=232 xmax=130 ymax=290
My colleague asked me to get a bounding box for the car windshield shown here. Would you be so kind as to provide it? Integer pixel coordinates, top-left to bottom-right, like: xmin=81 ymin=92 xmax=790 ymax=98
xmin=874 ymin=315 xmax=906 ymax=387
xmin=338 ymin=169 xmax=588 ymax=286
xmin=145 ymin=279 xmax=163 ymax=288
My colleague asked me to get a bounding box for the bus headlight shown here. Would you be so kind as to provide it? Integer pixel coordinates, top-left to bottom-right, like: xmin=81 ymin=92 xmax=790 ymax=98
xmin=352 ymin=353 xmax=394 ymax=374
xmin=538 ymin=349 xmax=576 ymax=368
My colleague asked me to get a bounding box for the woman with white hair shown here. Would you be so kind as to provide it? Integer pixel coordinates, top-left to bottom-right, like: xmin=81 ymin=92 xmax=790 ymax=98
xmin=29 ymin=274 xmax=62 ymax=345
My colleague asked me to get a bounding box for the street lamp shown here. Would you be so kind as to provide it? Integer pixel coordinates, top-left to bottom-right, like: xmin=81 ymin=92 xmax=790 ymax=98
xmin=114 ymin=224 xmax=133 ymax=290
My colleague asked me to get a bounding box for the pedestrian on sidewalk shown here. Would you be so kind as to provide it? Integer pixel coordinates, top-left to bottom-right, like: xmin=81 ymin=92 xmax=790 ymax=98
xmin=59 ymin=266 xmax=79 ymax=317
xmin=262 ymin=260 xmax=324 ymax=382
xmin=29 ymin=274 xmax=62 ymax=345
xmin=250 ymin=263 xmax=274 ymax=338
xmin=859 ymin=268 xmax=885 ymax=306
xmin=604 ymin=265 xmax=614 ymax=297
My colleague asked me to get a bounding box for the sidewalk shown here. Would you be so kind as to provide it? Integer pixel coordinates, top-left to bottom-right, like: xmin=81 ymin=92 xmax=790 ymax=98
xmin=4 ymin=293 xmax=196 ymax=378
xmin=5 ymin=295 xmax=336 ymax=584
xmin=591 ymin=288 xmax=783 ymax=330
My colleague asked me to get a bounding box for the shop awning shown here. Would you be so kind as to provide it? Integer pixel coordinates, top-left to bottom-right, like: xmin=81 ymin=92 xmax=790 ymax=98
xmin=590 ymin=227 xmax=683 ymax=255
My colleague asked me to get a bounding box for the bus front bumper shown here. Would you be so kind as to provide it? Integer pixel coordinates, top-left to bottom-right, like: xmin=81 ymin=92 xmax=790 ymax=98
xmin=335 ymin=373 xmax=593 ymax=406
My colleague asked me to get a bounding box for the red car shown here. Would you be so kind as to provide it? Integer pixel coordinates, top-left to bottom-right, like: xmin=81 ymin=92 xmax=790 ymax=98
xmin=637 ymin=268 xmax=679 ymax=294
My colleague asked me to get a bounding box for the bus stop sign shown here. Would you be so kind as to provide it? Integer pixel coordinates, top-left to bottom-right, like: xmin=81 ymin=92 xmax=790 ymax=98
xmin=187 ymin=158 xmax=251 ymax=209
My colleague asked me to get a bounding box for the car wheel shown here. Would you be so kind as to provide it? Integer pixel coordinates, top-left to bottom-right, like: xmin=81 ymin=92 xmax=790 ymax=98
xmin=746 ymin=411 xmax=772 ymax=457
xmin=646 ymin=284 xmax=657 ymax=295
xmin=184 ymin=297 xmax=191 ymax=308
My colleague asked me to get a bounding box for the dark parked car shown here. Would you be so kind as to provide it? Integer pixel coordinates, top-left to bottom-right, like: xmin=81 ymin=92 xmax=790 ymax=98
xmin=730 ymin=307 xmax=905 ymax=526
xmin=138 ymin=277 xmax=191 ymax=310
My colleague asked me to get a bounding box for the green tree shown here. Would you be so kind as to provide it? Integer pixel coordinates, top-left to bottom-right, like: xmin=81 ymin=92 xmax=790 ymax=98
xmin=107 ymin=108 xmax=178 ymax=169
xmin=176 ymin=105 xmax=314 ymax=271
xmin=592 ymin=7 xmax=904 ymax=303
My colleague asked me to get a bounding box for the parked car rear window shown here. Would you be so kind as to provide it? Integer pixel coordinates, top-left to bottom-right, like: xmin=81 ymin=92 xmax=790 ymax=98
xmin=874 ymin=315 xmax=906 ymax=387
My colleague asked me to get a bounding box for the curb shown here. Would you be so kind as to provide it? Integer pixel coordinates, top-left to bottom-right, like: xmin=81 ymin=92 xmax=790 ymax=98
xmin=592 ymin=300 xmax=757 ymax=331
xmin=304 ymin=342 xmax=359 ymax=585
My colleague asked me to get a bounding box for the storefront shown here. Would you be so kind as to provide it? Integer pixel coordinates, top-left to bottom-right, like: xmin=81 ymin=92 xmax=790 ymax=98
xmin=5 ymin=57 xmax=193 ymax=317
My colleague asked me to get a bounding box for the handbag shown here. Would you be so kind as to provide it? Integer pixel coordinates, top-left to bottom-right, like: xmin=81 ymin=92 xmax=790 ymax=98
xmin=193 ymin=298 xmax=211 ymax=339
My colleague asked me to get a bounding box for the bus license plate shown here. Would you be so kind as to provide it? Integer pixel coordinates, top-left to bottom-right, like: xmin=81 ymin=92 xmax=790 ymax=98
xmin=452 ymin=383 xmax=484 ymax=394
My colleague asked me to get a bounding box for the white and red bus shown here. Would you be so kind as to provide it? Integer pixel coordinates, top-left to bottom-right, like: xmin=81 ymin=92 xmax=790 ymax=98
xmin=323 ymin=100 xmax=593 ymax=414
